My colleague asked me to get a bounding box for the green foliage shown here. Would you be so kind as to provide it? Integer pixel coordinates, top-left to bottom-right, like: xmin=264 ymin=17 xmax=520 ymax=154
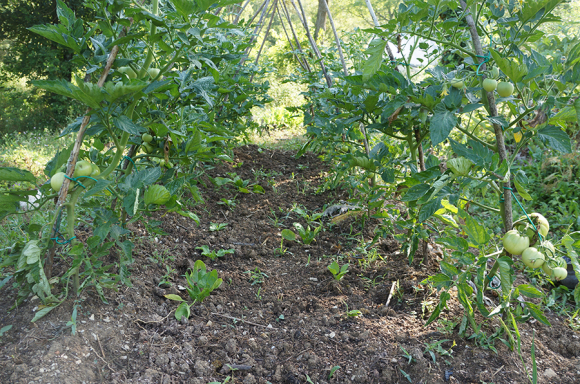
xmin=166 ymin=260 xmax=223 ymax=320
xmin=327 ymin=260 xmax=349 ymax=281
xmin=293 ymin=222 xmax=323 ymax=245
xmin=0 ymin=0 xmax=270 ymax=313
xmin=196 ymin=245 xmax=234 ymax=260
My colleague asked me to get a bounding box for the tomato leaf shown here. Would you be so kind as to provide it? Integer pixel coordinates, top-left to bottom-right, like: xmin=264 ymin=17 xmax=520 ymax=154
xmin=0 ymin=167 xmax=36 ymax=183
xmin=525 ymin=302 xmax=551 ymax=326
xmin=537 ymin=125 xmax=571 ymax=153
xmin=425 ymin=291 xmax=451 ymax=326
xmin=419 ymin=197 xmax=442 ymax=222
xmin=362 ymin=39 xmax=387 ymax=81
xmin=402 ymin=184 xmax=431 ymax=202
xmin=430 ymin=103 xmax=458 ymax=146
xmin=517 ymin=284 xmax=544 ymax=298
xmin=459 ymin=210 xmax=490 ymax=246
xmin=497 ymin=256 xmax=515 ymax=295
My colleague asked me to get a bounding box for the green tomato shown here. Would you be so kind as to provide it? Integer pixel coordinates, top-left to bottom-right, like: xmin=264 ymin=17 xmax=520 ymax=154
xmin=490 ymin=67 xmax=500 ymax=79
xmin=450 ymin=78 xmax=464 ymax=89
xmin=142 ymin=133 xmax=153 ymax=143
xmin=552 ymin=267 xmax=568 ymax=281
xmin=516 ymin=212 xmax=550 ymax=241
xmin=117 ymin=66 xmax=137 ymax=79
xmin=482 ymin=78 xmax=497 ymax=92
xmin=503 ymin=229 xmax=530 ymax=255
xmin=521 ymin=247 xmax=545 ymax=269
xmin=73 ymin=160 xmax=93 ymax=178
xmin=143 ymin=143 xmax=154 ymax=154
xmin=159 ymin=159 xmax=166 ymax=167
xmin=147 ymin=68 xmax=160 ymax=79
xmin=90 ymin=163 xmax=101 ymax=176
xmin=541 ymin=261 xmax=553 ymax=276
xmin=497 ymin=81 xmax=514 ymax=97
xmin=50 ymin=172 xmax=72 ymax=192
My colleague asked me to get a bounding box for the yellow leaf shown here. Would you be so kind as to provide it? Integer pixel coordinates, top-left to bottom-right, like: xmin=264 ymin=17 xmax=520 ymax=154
xmin=514 ymin=131 xmax=523 ymax=143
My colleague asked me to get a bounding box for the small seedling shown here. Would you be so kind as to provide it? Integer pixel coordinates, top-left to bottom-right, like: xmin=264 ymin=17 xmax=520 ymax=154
xmin=217 ymin=197 xmax=236 ymax=210
xmin=244 ymin=268 xmax=268 ymax=285
xmin=347 ymin=309 xmax=362 ymax=318
xmin=0 ymin=325 xmax=12 ymax=339
xmin=328 ymin=260 xmax=349 ymax=280
xmin=209 ymin=222 xmax=228 ymax=231
xmin=196 ymin=245 xmax=234 ymax=260
xmin=293 ymin=222 xmax=323 ymax=245
xmin=158 ymin=265 xmax=176 ymax=286
xmin=280 ymin=229 xmax=296 ymax=253
xmin=165 ymin=260 xmax=223 ymax=320
xmin=329 ymin=365 xmax=341 ymax=379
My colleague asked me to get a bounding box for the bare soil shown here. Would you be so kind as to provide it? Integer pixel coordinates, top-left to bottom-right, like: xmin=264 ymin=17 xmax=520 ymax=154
xmin=1 ymin=145 xmax=580 ymax=384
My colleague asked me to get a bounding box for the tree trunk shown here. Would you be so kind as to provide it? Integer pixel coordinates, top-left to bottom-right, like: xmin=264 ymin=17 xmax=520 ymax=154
xmin=314 ymin=0 xmax=329 ymax=41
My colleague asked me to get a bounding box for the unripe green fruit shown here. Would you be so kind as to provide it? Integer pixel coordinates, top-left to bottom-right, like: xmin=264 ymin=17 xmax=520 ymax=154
xmin=118 ymin=66 xmax=137 ymax=79
xmin=147 ymin=68 xmax=160 ymax=79
xmin=73 ymin=160 xmax=93 ymax=178
xmin=142 ymin=133 xmax=153 ymax=143
xmin=51 ymin=172 xmax=72 ymax=192
xmin=450 ymin=78 xmax=464 ymax=89
xmin=483 ymin=78 xmax=497 ymax=92
xmin=490 ymin=67 xmax=499 ymax=79
xmin=497 ymin=82 xmax=514 ymax=97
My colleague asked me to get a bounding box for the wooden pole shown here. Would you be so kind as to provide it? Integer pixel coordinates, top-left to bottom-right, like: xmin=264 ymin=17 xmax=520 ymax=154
xmin=459 ymin=0 xmax=512 ymax=231
xmin=276 ymin=5 xmax=309 ymax=72
xmin=319 ymin=0 xmax=347 ymax=76
xmin=252 ymin=0 xmax=279 ymax=77
xmin=281 ymin=0 xmax=312 ymax=73
xmin=292 ymin=0 xmax=332 ymax=86
xmin=364 ymin=0 xmax=397 ymax=65
xmin=234 ymin=0 xmax=252 ymax=24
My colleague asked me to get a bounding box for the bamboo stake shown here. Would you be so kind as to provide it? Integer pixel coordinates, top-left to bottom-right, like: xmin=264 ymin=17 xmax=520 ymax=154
xmin=233 ymin=0 xmax=252 ymax=24
xmin=252 ymin=0 xmax=279 ymax=78
xmin=292 ymin=0 xmax=332 ymax=86
xmin=276 ymin=5 xmax=308 ymax=72
xmin=46 ymin=42 xmax=123 ymax=278
xmin=281 ymin=0 xmax=312 ymax=73
xmin=319 ymin=0 xmax=347 ymax=76
xmin=364 ymin=0 xmax=397 ymax=65
xmin=459 ymin=0 xmax=512 ymax=231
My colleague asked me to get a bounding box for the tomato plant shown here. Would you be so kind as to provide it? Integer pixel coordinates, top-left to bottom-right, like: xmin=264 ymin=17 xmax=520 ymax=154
xmin=0 ymin=0 xmax=271 ymax=317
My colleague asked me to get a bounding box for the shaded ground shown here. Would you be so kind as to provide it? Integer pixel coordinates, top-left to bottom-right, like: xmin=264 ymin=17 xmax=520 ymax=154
xmin=1 ymin=145 xmax=580 ymax=384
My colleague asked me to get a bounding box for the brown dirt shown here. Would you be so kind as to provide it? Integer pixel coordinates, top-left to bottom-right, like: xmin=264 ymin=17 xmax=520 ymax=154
xmin=1 ymin=145 xmax=580 ymax=384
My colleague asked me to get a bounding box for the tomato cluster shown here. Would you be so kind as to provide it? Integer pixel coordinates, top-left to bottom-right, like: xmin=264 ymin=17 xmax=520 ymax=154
xmin=502 ymin=213 xmax=568 ymax=281
xmin=50 ymin=160 xmax=100 ymax=192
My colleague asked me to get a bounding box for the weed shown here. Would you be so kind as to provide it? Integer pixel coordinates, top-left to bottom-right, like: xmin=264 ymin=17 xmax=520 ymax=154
xmin=293 ymin=222 xmax=323 ymax=245
xmin=328 ymin=260 xmax=349 ymax=281
xmin=158 ymin=265 xmax=176 ymax=287
xmin=244 ymin=268 xmax=268 ymax=285
xmin=196 ymin=245 xmax=234 ymax=260
xmin=217 ymin=197 xmax=237 ymax=210
xmin=424 ymin=339 xmax=455 ymax=364
xmin=209 ymin=222 xmax=228 ymax=232
xmin=165 ymin=260 xmax=223 ymax=320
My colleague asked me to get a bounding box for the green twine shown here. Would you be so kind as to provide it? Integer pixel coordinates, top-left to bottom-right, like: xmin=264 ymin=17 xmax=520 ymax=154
xmin=475 ymin=36 xmax=493 ymax=77
xmin=485 ymin=274 xmax=501 ymax=290
xmin=64 ymin=175 xmax=87 ymax=190
xmin=501 ymin=186 xmax=544 ymax=242
xmin=123 ymin=155 xmax=136 ymax=168
xmin=51 ymin=233 xmax=77 ymax=245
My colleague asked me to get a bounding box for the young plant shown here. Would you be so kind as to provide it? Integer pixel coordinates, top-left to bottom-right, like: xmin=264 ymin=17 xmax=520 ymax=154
xmin=166 ymin=260 xmax=223 ymax=320
xmin=210 ymin=222 xmax=228 ymax=232
xmin=293 ymin=222 xmax=323 ymax=245
xmin=328 ymin=261 xmax=349 ymax=281
xmin=244 ymin=268 xmax=268 ymax=285
xmin=280 ymin=229 xmax=296 ymax=253
xmin=196 ymin=245 xmax=234 ymax=260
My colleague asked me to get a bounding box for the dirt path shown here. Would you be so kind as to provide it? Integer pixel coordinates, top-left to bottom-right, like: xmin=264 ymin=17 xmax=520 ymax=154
xmin=1 ymin=145 xmax=579 ymax=383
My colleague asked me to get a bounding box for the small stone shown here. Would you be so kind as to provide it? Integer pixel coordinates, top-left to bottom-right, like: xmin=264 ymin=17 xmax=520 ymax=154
xmin=544 ymin=368 xmax=557 ymax=378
